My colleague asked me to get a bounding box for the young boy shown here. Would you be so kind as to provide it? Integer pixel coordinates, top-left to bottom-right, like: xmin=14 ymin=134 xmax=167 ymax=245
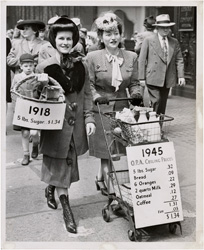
xmin=11 ymin=53 xmax=40 ymax=165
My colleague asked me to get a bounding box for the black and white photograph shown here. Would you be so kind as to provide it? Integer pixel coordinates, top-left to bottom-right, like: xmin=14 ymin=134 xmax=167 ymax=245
xmin=1 ymin=1 xmax=203 ymax=249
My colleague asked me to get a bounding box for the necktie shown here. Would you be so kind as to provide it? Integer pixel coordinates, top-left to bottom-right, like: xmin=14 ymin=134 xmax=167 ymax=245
xmin=106 ymin=54 xmax=123 ymax=92
xmin=162 ymin=37 xmax=168 ymax=64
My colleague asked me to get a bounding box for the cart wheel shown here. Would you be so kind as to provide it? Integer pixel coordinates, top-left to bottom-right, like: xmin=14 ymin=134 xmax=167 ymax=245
xmin=128 ymin=229 xmax=135 ymax=241
xmin=135 ymin=230 xmax=143 ymax=242
xmin=102 ymin=208 xmax=110 ymax=222
xmin=169 ymin=223 xmax=177 ymax=234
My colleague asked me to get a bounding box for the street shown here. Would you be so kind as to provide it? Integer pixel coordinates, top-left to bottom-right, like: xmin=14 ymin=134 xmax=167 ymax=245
xmin=3 ymin=95 xmax=200 ymax=249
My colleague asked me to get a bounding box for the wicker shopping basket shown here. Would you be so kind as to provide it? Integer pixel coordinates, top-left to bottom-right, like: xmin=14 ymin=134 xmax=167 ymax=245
xmin=11 ymin=74 xmax=65 ymax=104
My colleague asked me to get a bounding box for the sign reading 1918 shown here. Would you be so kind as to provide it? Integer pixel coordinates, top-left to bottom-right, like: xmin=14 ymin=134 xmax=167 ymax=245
xmin=126 ymin=142 xmax=183 ymax=229
xmin=13 ymin=98 xmax=66 ymax=130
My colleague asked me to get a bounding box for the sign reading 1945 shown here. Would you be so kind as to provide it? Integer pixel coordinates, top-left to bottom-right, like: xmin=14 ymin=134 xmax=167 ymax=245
xmin=13 ymin=98 xmax=66 ymax=130
xmin=126 ymin=142 xmax=183 ymax=229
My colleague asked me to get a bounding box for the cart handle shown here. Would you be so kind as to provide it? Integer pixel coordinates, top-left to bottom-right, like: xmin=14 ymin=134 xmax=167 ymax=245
xmin=108 ymin=97 xmax=134 ymax=102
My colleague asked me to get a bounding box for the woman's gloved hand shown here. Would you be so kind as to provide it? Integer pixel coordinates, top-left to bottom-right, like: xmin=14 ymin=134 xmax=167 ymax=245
xmin=130 ymin=93 xmax=143 ymax=106
xmin=86 ymin=122 xmax=96 ymax=136
xmin=94 ymin=96 xmax=109 ymax=105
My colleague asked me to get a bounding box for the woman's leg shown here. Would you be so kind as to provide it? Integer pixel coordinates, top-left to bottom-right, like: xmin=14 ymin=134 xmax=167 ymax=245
xmin=30 ymin=129 xmax=39 ymax=158
xmin=56 ymin=187 xmax=77 ymax=234
xmin=100 ymin=158 xmax=114 ymax=194
xmin=21 ymin=129 xmax=30 ymax=165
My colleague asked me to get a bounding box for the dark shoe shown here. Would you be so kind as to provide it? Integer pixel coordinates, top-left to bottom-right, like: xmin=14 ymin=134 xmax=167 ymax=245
xmin=21 ymin=155 xmax=30 ymax=165
xmin=95 ymin=177 xmax=108 ymax=196
xmin=45 ymin=185 xmax=58 ymax=210
xmin=59 ymin=194 xmax=77 ymax=234
xmin=31 ymin=145 xmax=38 ymax=159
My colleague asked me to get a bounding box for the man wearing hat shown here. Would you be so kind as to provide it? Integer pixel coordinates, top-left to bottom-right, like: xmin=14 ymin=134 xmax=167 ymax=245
xmin=7 ymin=19 xmax=47 ymax=74
xmin=138 ymin=14 xmax=185 ymax=115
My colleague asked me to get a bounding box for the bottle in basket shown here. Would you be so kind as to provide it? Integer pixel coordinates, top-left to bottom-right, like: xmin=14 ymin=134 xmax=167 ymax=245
xmin=137 ymin=110 xmax=148 ymax=141
xmin=147 ymin=111 xmax=161 ymax=142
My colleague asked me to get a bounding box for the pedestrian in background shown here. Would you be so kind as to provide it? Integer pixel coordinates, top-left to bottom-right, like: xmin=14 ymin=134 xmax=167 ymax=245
xmin=7 ymin=19 xmax=47 ymax=74
xmin=138 ymin=14 xmax=185 ymax=115
xmin=71 ymin=17 xmax=86 ymax=55
xmin=36 ymin=16 xmax=95 ymax=234
xmin=134 ymin=15 xmax=156 ymax=56
xmin=86 ymin=31 xmax=100 ymax=53
xmin=86 ymin=12 xmax=143 ymax=196
xmin=12 ymin=19 xmax=24 ymax=41
xmin=11 ymin=54 xmax=40 ymax=165
xmin=38 ymin=16 xmax=60 ymax=63
xmin=134 ymin=15 xmax=156 ymax=106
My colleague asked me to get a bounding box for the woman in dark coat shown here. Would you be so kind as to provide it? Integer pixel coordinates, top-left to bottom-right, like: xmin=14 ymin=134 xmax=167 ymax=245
xmin=86 ymin=12 xmax=143 ymax=195
xmin=36 ymin=16 xmax=95 ymax=234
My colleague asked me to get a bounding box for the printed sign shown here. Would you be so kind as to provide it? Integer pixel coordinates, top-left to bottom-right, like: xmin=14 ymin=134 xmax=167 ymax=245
xmin=126 ymin=142 xmax=183 ymax=229
xmin=13 ymin=98 xmax=66 ymax=130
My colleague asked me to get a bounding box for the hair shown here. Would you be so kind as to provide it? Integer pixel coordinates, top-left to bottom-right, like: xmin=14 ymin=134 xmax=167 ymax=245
xmin=143 ymin=16 xmax=156 ymax=31
xmin=49 ymin=22 xmax=79 ymax=49
xmin=96 ymin=15 xmax=123 ymax=49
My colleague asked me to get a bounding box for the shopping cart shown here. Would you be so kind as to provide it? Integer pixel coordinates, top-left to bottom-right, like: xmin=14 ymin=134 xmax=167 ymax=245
xmin=97 ymin=98 xmax=182 ymax=241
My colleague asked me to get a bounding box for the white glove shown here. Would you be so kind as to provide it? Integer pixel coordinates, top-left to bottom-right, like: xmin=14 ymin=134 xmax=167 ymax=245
xmin=86 ymin=123 xmax=96 ymax=136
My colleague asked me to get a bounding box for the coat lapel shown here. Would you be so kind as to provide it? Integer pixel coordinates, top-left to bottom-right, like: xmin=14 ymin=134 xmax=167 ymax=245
xmin=151 ymin=35 xmax=166 ymax=63
xmin=167 ymin=37 xmax=175 ymax=66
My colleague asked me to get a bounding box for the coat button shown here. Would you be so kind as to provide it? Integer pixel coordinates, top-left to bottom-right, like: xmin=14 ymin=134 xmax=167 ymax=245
xmin=68 ymin=117 xmax=76 ymax=126
xmin=68 ymin=102 xmax=78 ymax=111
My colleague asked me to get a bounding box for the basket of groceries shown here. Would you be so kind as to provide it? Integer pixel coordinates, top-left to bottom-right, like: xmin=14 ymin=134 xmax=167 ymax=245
xmin=104 ymin=107 xmax=174 ymax=145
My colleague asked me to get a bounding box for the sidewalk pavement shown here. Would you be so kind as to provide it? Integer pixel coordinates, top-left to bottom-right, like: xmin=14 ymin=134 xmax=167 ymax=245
xmin=3 ymin=95 xmax=199 ymax=248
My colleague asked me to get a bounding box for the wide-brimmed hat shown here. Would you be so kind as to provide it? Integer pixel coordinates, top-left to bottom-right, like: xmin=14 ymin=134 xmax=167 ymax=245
xmin=49 ymin=16 xmax=79 ymax=49
xmin=17 ymin=20 xmax=45 ymax=30
xmin=152 ymin=14 xmax=175 ymax=27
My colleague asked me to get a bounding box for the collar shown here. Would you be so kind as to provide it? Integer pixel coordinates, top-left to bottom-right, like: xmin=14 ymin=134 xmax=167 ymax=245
xmin=21 ymin=71 xmax=34 ymax=78
xmin=158 ymin=33 xmax=169 ymax=48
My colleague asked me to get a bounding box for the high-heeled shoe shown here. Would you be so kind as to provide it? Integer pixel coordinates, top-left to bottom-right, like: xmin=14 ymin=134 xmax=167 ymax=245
xmin=45 ymin=185 xmax=58 ymax=209
xmin=59 ymin=194 xmax=77 ymax=234
xmin=95 ymin=177 xmax=108 ymax=196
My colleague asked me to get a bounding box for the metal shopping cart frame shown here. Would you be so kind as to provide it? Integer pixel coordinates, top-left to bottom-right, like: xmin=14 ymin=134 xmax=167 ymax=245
xmin=97 ymin=98 xmax=182 ymax=242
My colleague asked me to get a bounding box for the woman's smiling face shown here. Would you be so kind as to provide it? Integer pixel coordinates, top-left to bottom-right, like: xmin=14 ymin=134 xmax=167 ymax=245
xmin=55 ymin=31 xmax=73 ymax=54
xmin=101 ymin=28 xmax=121 ymax=50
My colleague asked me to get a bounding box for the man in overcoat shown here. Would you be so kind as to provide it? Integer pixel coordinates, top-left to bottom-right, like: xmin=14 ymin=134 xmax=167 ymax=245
xmin=138 ymin=14 xmax=185 ymax=114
